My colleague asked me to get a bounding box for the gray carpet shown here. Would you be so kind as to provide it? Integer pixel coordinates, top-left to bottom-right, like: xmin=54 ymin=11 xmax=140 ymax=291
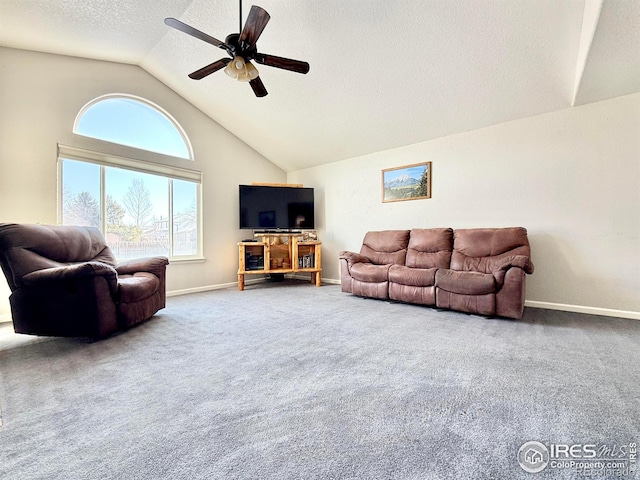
xmin=0 ymin=281 xmax=638 ymax=480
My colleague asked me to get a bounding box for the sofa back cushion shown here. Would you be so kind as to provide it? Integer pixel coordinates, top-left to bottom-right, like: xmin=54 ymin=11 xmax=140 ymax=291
xmin=0 ymin=223 xmax=116 ymax=290
xmin=450 ymin=227 xmax=531 ymax=274
xmin=406 ymin=228 xmax=453 ymax=269
xmin=360 ymin=230 xmax=410 ymax=265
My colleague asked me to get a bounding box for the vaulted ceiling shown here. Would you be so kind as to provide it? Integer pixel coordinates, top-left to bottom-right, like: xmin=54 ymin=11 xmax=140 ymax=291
xmin=1 ymin=0 xmax=638 ymax=172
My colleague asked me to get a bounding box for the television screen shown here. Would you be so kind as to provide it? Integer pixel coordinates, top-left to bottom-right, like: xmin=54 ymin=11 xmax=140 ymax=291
xmin=239 ymin=185 xmax=315 ymax=230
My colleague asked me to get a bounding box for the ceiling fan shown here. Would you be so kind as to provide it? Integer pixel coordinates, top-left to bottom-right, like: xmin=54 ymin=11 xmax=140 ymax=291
xmin=164 ymin=2 xmax=310 ymax=97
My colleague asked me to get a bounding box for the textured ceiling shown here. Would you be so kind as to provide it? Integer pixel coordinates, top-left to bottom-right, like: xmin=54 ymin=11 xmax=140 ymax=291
xmin=1 ymin=0 xmax=639 ymax=172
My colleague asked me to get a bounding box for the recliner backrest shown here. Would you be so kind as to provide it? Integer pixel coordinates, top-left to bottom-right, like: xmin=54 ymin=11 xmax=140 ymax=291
xmin=360 ymin=230 xmax=410 ymax=266
xmin=450 ymin=227 xmax=531 ymax=273
xmin=406 ymin=228 xmax=453 ymax=269
xmin=0 ymin=223 xmax=116 ymax=290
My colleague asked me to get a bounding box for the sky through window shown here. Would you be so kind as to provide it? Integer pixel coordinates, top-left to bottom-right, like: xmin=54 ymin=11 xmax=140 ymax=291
xmin=75 ymin=96 xmax=191 ymax=159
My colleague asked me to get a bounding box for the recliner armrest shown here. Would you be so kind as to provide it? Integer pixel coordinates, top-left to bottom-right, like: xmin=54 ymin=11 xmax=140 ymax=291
xmin=492 ymin=255 xmax=534 ymax=286
xmin=338 ymin=251 xmax=371 ymax=268
xmin=116 ymin=257 xmax=169 ymax=277
xmin=22 ymin=261 xmax=118 ymax=292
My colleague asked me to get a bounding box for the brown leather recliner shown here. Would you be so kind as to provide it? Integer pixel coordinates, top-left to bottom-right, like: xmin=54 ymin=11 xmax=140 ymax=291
xmin=339 ymin=230 xmax=410 ymax=300
xmin=435 ymin=227 xmax=534 ymax=319
xmin=0 ymin=223 xmax=169 ymax=338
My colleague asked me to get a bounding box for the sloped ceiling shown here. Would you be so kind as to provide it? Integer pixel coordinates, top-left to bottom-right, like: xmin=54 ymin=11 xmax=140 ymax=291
xmin=1 ymin=0 xmax=638 ymax=172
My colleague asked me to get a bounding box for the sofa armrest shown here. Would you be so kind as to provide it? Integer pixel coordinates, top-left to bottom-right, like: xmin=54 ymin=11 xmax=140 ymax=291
xmin=338 ymin=251 xmax=370 ymax=268
xmin=22 ymin=261 xmax=118 ymax=291
xmin=116 ymin=257 xmax=169 ymax=277
xmin=492 ymin=255 xmax=534 ymax=286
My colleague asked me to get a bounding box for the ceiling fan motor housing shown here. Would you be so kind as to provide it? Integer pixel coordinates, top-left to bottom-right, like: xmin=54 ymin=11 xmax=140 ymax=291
xmin=225 ymin=33 xmax=258 ymax=61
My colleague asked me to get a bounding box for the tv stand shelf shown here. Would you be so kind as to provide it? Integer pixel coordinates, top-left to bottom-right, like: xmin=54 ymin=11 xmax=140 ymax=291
xmin=237 ymin=233 xmax=322 ymax=291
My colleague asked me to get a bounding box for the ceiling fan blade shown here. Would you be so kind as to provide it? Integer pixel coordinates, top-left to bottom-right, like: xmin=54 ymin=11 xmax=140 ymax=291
xmin=238 ymin=6 xmax=270 ymax=51
xmin=165 ymin=17 xmax=231 ymax=53
xmin=188 ymin=58 xmax=232 ymax=80
xmin=254 ymin=53 xmax=310 ymax=74
xmin=249 ymin=77 xmax=268 ymax=97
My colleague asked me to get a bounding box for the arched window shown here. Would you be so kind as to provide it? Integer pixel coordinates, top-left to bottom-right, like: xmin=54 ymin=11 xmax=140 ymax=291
xmin=74 ymin=94 xmax=193 ymax=160
xmin=59 ymin=95 xmax=201 ymax=260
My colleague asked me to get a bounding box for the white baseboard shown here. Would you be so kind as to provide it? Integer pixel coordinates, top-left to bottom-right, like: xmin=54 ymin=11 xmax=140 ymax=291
xmin=0 ymin=313 xmax=11 ymax=324
xmin=287 ymin=274 xmax=341 ymax=284
xmin=168 ymin=276 xmax=341 ymax=295
xmin=525 ymin=300 xmax=640 ymax=320
xmin=287 ymin=275 xmax=342 ymax=285
xmin=167 ymin=278 xmax=265 ymax=297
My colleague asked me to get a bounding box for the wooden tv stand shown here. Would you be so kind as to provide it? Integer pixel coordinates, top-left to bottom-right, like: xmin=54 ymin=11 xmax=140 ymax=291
xmin=237 ymin=233 xmax=322 ymax=291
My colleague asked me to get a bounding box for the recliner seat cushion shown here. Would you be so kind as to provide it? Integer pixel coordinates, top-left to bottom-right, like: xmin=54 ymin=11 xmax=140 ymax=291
xmin=350 ymin=263 xmax=391 ymax=283
xmin=118 ymin=272 xmax=160 ymax=303
xmin=435 ymin=269 xmax=496 ymax=295
xmin=389 ymin=265 xmax=437 ymax=286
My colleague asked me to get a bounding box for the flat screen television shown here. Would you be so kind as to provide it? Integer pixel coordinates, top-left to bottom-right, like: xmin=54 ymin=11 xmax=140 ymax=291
xmin=239 ymin=185 xmax=315 ymax=230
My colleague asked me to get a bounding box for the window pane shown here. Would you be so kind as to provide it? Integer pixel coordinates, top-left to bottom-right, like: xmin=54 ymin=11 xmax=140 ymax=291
xmin=76 ymin=97 xmax=190 ymax=159
xmin=105 ymin=167 xmax=169 ymax=259
xmin=173 ymin=180 xmax=198 ymax=256
xmin=61 ymin=159 xmax=100 ymax=228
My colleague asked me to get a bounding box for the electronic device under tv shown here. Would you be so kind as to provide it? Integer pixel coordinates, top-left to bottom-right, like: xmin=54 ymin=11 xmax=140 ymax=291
xmin=239 ymin=185 xmax=315 ymax=230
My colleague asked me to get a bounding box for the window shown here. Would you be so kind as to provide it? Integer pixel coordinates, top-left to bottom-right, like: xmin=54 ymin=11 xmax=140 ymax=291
xmin=60 ymin=95 xmax=201 ymax=260
xmin=75 ymin=94 xmax=193 ymax=160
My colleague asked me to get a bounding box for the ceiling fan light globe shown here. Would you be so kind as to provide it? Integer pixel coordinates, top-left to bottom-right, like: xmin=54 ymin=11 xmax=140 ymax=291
xmin=224 ymin=64 xmax=238 ymax=79
xmin=246 ymin=62 xmax=259 ymax=80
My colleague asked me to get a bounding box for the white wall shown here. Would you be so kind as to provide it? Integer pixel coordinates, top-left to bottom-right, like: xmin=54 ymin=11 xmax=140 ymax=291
xmin=289 ymin=94 xmax=640 ymax=318
xmin=0 ymin=47 xmax=286 ymax=317
xmin=1 ymin=47 xmax=638 ymax=320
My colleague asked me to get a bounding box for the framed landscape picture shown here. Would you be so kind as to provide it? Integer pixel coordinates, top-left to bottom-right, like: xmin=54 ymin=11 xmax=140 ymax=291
xmin=382 ymin=162 xmax=432 ymax=202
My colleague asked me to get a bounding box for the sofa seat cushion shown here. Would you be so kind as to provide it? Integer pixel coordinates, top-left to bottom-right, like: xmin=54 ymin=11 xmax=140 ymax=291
xmin=388 ymin=265 xmax=437 ymax=287
xmin=118 ymin=272 xmax=160 ymax=303
xmin=350 ymin=263 xmax=391 ymax=283
xmin=435 ymin=269 xmax=496 ymax=295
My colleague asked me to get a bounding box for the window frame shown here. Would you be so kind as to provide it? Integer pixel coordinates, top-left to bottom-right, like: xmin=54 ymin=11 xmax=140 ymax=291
xmin=58 ymin=144 xmax=204 ymax=262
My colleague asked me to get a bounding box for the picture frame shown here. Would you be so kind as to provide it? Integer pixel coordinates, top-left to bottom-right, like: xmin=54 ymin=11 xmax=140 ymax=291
xmin=382 ymin=161 xmax=432 ymax=203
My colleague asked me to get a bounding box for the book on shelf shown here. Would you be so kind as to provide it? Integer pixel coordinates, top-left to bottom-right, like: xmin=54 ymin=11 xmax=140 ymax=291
xmin=299 ymin=254 xmax=314 ymax=268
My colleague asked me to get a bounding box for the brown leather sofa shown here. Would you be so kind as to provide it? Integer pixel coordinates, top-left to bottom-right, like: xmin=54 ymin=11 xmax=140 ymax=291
xmin=0 ymin=223 xmax=169 ymax=338
xmin=339 ymin=227 xmax=534 ymax=319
